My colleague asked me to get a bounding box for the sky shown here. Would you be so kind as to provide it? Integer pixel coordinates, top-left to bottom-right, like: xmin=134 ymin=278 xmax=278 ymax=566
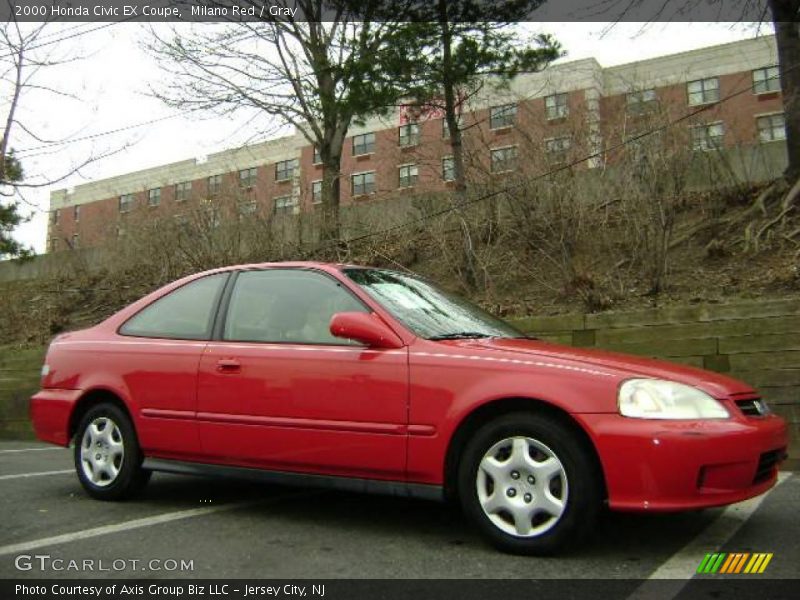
xmin=4 ymin=21 xmax=769 ymax=255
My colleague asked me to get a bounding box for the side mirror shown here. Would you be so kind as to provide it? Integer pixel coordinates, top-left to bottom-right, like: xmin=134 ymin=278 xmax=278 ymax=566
xmin=329 ymin=312 xmax=404 ymax=349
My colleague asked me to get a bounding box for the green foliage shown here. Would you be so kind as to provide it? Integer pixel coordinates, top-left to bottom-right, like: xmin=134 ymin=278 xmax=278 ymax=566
xmin=1 ymin=151 xmax=31 ymax=259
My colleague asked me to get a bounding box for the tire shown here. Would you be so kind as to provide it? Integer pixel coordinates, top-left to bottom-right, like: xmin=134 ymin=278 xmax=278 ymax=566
xmin=457 ymin=411 xmax=602 ymax=555
xmin=73 ymin=403 xmax=151 ymax=500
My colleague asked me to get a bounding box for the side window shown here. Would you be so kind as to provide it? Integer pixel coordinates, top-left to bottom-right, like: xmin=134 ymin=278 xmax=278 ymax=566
xmin=120 ymin=273 xmax=227 ymax=340
xmin=224 ymin=270 xmax=368 ymax=344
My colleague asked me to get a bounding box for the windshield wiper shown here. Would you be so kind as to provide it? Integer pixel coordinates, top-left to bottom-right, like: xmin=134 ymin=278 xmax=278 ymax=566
xmin=428 ymin=332 xmax=495 ymax=341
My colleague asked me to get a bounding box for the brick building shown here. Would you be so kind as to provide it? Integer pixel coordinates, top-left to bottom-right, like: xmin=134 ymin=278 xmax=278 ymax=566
xmin=47 ymin=35 xmax=786 ymax=252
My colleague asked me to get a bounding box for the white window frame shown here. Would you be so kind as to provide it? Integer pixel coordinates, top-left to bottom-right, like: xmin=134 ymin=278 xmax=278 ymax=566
xmin=545 ymin=93 xmax=568 ymax=120
xmin=311 ymin=180 xmax=323 ymax=204
xmin=148 ymin=187 xmax=161 ymax=207
xmin=626 ymin=89 xmax=657 ymax=115
xmin=687 ymin=77 xmax=720 ymax=107
xmin=175 ymin=181 xmax=191 ymax=202
xmin=274 ymin=194 xmax=297 ymax=211
xmin=490 ymin=103 xmax=517 ymax=129
xmin=208 ymin=174 xmax=222 ymax=196
xmin=753 ymin=66 xmax=780 ymax=95
xmin=119 ymin=194 xmax=134 ymax=213
xmin=239 ymin=167 xmax=258 ymax=188
xmin=691 ymin=121 xmax=725 ymax=151
xmin=490 ymin=145 xmax=518 ymax=173
xmin=352 ymin=132 xmax=376 ymax=156
xmin=351 ymin=170 xmax=376 ymax=196
xmin=275 ymin=159 xmax=298 ymax=182
xmin=398 ymin=123 xmax=420 ymax=147
xmin=398 ymin=163 xmax=418 ymax=188
xmin=545 ymin=135 xmax=572 ymax=156
xmin=442 ymin=156 xmax=455 ymax=182
xmin=756 ymin=112 xmax=786 ymax=143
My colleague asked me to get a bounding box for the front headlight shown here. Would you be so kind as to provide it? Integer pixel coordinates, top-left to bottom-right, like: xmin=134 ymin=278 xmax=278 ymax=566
xmin=618 ymin=379 xmax=730 ymax=419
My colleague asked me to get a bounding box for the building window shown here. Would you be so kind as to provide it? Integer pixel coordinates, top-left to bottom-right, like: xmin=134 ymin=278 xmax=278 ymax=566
xmin=490 ymin=103 xmax=517 ymax=129
xmin=148 ymin=187 xmax=161 ymax=207
xmin=52 ymin=209 xmax=60 ymax=224
xmin=352 ymin=132 xmax=375 ymax=156
xmin=239 ymin=167 xmax=258 ymax=188
xmin=753 ymin=66 xmax=780 ymax=94
xmin=626 ymin=89 xmax=657 ymax=115
xmin=545 ymin=136 xmax=572 ymax=160
xmin=757 ymin=113 xmax=786 ymax=143
xmin=208 ymin=174 xmax=222 ymax=196
xmin=545 ymin=93 xmax=568 ymax=120
xmin=399 ymin=123 xmax=420 ymax=147
xmin=175 ymin=181 xmax=191 ymax=202
xmin=239 ymin=200 xmax=257 ymax=215
xmin=207 ymin=207 xmax=221 ymax=228
xmin=442 ymin=156 xmax=455 ymax=182
xmin=73 ymin=205 xmax=80 ymax=222
xmin=274 ymin=195 xmax=297 ymax=213
xmin=687 ymin=77 xmax=720 ymax=106
xmin=311 ymin=180 xmax=323 ymax=204
xmin=490 ymin=146 xmax=518 ymax=173
xmin=119 ymin=194 xmax=134 ymax=213
xmin=275 ymin=159 xmax=298 ymax=182
xmin=398 ymin=164 xmax=418 ymax=188
xmin=351 ymin=171 xmax=375 ymax=196
xmin=116 ymin=225 xmax=126 ymax=238
xmin=691 ymin=122 xmax=725 ymax=151
xmin=71 ymin=234 xmax=79 ymax=248
xmin=313 ymin=146 xmax=322 ymax=164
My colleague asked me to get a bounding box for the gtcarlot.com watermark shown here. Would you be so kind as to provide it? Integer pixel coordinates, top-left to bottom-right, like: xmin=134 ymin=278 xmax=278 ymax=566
xmin=14 ymin=554 xmax=194 ymax=573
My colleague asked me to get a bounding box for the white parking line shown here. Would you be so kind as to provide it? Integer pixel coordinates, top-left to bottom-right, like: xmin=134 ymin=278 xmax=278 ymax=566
xmin=0 ymin=447 xmax=64 ymax=454
xmin=627 ymin=472 xmax=793 ymax=598
xmin=0 ymin=469 xmax=73 ymax=481
xmin=0 ymin=492 xmax=309 ymax=557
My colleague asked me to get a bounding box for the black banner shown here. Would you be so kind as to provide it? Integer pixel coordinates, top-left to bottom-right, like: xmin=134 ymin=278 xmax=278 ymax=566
xmin=2 ymin=579 xmax=800 ymax=600
xmin=0 ymin=0 xmax=775 ymax=23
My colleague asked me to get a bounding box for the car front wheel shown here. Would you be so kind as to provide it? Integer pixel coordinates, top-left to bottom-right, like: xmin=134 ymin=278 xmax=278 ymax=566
xmin=74 ymin=403 xmax=151 ymax=500
xmin=458 ymin=412 xmax=602 ymax=555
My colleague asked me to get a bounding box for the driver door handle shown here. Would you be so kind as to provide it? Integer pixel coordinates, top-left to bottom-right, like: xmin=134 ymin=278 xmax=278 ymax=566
xmin=216 ymin=359 xmax=242 ymax=374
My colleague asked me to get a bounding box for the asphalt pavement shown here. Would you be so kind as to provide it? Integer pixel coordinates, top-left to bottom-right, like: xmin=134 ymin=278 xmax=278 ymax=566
xmin=1 ymin=440 xmax=797 ymax=581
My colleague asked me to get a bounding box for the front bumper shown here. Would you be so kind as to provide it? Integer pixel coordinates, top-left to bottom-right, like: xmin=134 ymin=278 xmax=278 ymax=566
xmin=30 ymin=388 xmax=83 ymax=446
xmin=579 ymin=413 xmax=789 ymax=511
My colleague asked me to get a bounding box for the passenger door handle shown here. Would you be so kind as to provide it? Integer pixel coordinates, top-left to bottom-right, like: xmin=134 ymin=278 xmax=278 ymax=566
xmin=216 ymin=359 xmax=241 ymax=374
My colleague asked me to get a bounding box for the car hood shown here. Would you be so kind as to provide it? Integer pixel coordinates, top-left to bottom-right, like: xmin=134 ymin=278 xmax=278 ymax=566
xmin=446 ymin=337 xmax=755 ymax=398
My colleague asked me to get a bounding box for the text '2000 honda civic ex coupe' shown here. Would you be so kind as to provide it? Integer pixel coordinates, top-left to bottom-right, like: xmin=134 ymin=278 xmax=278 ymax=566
xmin=31 ymin=262 xmax=788 ymax=554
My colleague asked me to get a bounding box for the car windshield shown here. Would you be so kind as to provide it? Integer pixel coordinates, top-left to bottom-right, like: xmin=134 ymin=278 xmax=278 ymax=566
xmin=344 ymin=268 xmax=525 ymax=340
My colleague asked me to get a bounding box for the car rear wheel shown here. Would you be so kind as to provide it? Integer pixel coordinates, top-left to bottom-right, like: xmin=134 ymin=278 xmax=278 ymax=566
xmin=74 ymin=403 xmax=151 ymax=500
xmin=458 ymin=412 xmax=602 ymax=555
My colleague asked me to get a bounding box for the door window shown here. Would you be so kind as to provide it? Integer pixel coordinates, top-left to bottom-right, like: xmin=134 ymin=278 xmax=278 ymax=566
xmin=224 ymin=270 xmax=368 ymax=344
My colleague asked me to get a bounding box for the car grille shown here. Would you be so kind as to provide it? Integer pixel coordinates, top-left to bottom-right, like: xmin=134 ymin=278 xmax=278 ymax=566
xmin=735 ymin=397 xmax=768 ymax=417
xmin=753 ymin=448 xmax=786 ymax=484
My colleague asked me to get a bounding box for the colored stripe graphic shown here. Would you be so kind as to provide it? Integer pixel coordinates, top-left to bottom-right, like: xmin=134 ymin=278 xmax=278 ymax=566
xmin=698 ymin=552 xmax=773 ymax=574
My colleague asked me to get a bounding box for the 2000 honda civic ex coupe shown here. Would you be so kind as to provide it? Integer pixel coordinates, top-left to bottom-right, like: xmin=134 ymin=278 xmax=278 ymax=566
xmin=31 ymin=262 xmax=788 ymax=554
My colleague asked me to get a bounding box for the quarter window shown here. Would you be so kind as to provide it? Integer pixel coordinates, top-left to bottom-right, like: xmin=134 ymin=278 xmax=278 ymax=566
xmin=687 ymin=77 xmax=720 ymax=106
xmin=753 ymin=66 xmax=780 ymax=94
xmin=352 ymin=132 xmax=376 ymax=156
xmin=119 ymin=273 xmax=228 ymax=340
xmin=223 ymin=269 xmax=368 ymax=344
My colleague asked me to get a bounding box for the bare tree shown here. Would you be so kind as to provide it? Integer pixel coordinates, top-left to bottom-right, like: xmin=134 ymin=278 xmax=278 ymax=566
xmin=148 ymin=1 xmax=410 ymax=249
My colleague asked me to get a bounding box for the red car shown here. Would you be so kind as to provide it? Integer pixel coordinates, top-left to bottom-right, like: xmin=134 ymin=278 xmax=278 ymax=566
xmin=31 ymin=262 xmax=788 ymax=554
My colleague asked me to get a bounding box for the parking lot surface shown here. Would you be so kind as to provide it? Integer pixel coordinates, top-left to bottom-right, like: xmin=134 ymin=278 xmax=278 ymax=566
xmin=1 ymin=440 xmax=797 ymax=580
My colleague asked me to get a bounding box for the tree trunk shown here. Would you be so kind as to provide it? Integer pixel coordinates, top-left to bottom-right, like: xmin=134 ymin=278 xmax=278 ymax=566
xmin=439 ymin=0 xmax=479 ymax=290
xmin=770 ymin=0 xmax=800 ymax=180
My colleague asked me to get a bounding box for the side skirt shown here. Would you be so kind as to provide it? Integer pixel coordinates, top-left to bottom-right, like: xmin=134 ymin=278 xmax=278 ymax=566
xmin=142 ymin=458 xmax=445 ymax=502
